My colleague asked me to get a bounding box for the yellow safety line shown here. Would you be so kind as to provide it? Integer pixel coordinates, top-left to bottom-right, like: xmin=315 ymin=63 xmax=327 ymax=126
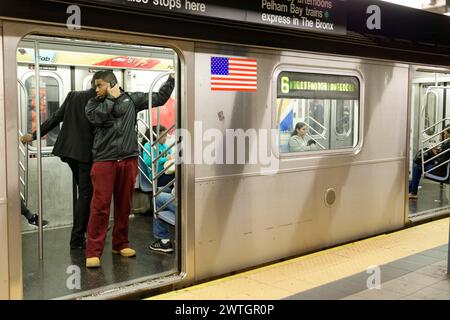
xmin=148 ymin=218 xmax=449 ymax=300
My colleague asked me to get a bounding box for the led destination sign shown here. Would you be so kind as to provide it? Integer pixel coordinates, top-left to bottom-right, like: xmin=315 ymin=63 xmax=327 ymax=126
xmin=278 ymin=71 xmax=359 ymax=100
xmin=59 ymin=0 xmax=347 ymax=35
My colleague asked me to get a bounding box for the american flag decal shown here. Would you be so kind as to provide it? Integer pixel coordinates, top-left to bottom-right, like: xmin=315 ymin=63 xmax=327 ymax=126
xmin=210 ymin=57 xmax=257 ymax=92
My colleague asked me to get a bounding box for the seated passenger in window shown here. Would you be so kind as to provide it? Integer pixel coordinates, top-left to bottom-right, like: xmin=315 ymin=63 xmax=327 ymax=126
xmin=409 ymin=126 xmax=450 ymax=199
xmin=288 ymin=122 xmax=316 ymax=152
xmin=143 ymin=126 xmax=175 ymax=189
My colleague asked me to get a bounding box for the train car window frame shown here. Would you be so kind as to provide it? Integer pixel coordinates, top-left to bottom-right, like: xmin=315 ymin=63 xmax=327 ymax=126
xmin=21 ymin=70 xmax=64 ymax=153
xmin=272 ymin=66 xmax=363 ymax=158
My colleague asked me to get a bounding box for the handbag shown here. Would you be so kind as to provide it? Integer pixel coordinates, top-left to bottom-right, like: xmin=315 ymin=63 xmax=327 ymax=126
xmin=163 ymin=159 xmax=175 ymax=175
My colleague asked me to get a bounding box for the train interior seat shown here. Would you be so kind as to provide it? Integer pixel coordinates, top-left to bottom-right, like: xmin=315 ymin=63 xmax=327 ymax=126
xmin=424 ymin=162 xmax=450 ymax=183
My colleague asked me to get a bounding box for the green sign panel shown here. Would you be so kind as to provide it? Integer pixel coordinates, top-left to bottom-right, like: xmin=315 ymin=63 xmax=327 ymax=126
xmin=278 ymin=71 xmax=359 ymax=99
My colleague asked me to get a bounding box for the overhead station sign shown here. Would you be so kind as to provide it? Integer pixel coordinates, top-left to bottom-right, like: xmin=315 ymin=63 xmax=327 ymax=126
xmin=59 ymin=0 xmax=347 ymax=35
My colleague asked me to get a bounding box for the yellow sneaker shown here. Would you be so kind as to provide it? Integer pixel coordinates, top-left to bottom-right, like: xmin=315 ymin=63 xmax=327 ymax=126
xmin=112 ymin=248 xmax=136 ymax=257
xmin=86 ymin=257 xmax=101 ymax=268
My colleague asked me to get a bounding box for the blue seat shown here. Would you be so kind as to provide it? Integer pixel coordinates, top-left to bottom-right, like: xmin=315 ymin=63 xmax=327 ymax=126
xmin=424 ymin=162 xmax=450 ymax=183
xmin=138 ymin=156 xmax=152 ymax=193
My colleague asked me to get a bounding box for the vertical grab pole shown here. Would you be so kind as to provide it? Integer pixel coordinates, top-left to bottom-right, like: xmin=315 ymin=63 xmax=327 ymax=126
xmin=148 ymin=71 xmax=174 ymax=216
xmin=448 ymin=219 xmax=450 ymax=275
xmin=34 ymin=41 xmax=44 ymax=260
xmin=18 ymin=80 xmax=29 ymax=206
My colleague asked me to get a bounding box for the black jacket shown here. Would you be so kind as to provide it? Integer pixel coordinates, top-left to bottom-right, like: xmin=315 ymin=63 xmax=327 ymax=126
xmin=33 ymin=88 xmax=97 ymax=163
xmin=85 ymin=76 xmax=174 ymax=162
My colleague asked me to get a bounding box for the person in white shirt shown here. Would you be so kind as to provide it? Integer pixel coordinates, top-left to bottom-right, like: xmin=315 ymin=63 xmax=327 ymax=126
xmin=288 ymin=122 xmax=316 ymax=152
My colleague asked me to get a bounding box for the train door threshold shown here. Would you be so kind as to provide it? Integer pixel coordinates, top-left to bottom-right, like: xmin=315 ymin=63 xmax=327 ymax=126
xmin=56 ymin=273 xmax=184 ymax=300
xmin=409 ymin=206 xmax=450 ymax=223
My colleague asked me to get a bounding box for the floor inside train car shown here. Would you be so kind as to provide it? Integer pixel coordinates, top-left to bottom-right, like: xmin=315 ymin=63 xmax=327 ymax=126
xmin=150 ymin=218 xmax=449 ymax=300
xmin=409 ymin=179 xmax=450 ymax=216
xmin=22 ymin=214 xmax=176 ymax=300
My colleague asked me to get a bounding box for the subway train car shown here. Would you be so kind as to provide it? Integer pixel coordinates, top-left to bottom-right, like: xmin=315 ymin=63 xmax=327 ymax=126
xmin=1 ymin=0 xmax=450 ymax=299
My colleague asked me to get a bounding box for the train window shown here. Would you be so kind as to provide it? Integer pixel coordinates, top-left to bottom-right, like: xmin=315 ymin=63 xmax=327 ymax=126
xmin=425 ymin=93 xmax=436 ymax=136
xmin=276 ymin=71 xmax=360 ymax=153
xmin=335 ymin=100 xmax=353 ymax=136
xmin=24 ymin=75 xmax=61 ymax=147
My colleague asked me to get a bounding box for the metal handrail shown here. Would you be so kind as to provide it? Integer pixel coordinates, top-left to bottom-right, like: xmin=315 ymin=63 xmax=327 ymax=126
xmin=151 ymin=124 xmax=175 ymax=147
xmin=34 ymin=41 xmax=44 ymax=260
xmin=151 ymin=141 xmax=176 ymax=165
xmin=148 ymin=71 xmax=175 ymax=219
xmin=154 ymin=179 xmax=175 ymax=198
xmin=306 ymin=116 xmax=327 ymax=146
xmin=18 ymin=80 xmax=29 ymax=206
xmin=308 ymin=115 xmax=327 ymax=132
xmin=422 ymin=118 xmax=449 ymax=141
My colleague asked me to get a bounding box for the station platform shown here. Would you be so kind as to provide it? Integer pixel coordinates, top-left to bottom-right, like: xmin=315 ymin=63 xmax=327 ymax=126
xmin=150 ymin=218 xmax=450 ymax=300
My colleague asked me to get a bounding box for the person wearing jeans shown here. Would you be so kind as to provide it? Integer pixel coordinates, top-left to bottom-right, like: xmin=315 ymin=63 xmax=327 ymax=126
xmin=150 ymin=191 xmax=175 ymax=253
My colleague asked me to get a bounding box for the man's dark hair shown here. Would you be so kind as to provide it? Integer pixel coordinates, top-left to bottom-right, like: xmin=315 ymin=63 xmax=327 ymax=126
xmin=90 ymin=70 xmax=106 ymax=89
xmin=96 ymin=70 xmax=118 ymax=87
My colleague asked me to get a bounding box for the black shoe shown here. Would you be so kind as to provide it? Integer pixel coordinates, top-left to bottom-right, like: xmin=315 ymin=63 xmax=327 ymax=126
xmin=27 ymin=214 xmax=49 ymax=228
xmin=149 ymin=239 xmax=174 ymax=253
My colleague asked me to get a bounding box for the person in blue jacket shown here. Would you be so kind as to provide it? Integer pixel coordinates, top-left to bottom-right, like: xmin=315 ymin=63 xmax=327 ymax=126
xmin=143 ymin=126 xmax=175 ymax=189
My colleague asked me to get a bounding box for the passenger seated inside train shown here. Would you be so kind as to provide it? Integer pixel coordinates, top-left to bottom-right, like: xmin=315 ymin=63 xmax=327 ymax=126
xmin=149 ymin=188 xmax=175 ymax=253
xmin=409 ymin=126 xmax=450 ymax=199
xmin=288 ymin=122 xmax=316 ymax=152
xmin=143 ymin=126 xmax=175 ymax=189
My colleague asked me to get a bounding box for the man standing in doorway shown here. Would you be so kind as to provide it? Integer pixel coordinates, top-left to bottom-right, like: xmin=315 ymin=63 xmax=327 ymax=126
xmin=85 ymin=70 xmax=174 ymax=268
xmin=21 ymin=71 xmax=103 ymax=249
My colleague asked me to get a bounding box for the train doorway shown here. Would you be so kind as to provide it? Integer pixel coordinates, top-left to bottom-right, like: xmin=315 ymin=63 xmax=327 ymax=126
xmin=409 ymin=67 xmax=450 ymax=221
xmin=17 ymin=35 xmax=181 ymax=299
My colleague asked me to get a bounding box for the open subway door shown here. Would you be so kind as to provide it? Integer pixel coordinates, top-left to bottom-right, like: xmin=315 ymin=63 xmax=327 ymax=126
xmin=409 ymin=67 xmax=450 ymax=221
xmin=15 ymin=35 xmax=182 ymax=299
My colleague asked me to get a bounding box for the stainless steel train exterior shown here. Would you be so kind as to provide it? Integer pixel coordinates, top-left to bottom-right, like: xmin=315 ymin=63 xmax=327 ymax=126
xmin=1 ymin=1 xmax=450 ymax=299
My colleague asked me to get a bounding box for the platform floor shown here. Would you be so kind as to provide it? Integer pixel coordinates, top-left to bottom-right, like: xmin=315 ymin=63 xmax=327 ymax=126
xmin=150 ymin=218 xmax=450 ymax=300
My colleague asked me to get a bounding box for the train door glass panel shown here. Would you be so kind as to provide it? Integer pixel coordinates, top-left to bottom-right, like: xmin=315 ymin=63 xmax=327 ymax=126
xmin=420 ymin=83 xmax=446 ymax=147
xmin=331 ymin=100 xmax=355 ymax=149
xmin=23 ymin=74 xmax=61 ymax=148
xmin=306 ymin=99 xmax=330 ymax=149
xmin=425 ymin=90 xmax=437 ymax=136
xmin=409 ymin=70 xmax=450 ymax=218
xmin=276 ymin=71 xmax=360 ymax=154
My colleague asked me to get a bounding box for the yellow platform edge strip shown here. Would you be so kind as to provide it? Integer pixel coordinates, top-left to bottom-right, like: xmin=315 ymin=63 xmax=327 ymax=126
xmin=148 ymin=218 xmax=449 ymax=300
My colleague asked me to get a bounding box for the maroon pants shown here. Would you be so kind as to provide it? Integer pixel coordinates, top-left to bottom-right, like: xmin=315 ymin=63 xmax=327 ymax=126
xmin=86 ymin=157 xmax=138 ymax=258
